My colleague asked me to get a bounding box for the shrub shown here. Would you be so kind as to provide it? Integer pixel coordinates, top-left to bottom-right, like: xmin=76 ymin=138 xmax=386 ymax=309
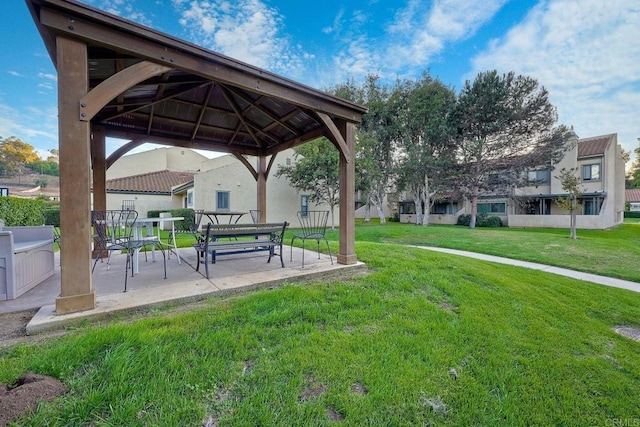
xmin=147 ymin=208 xmax=195 ymax=231
xmin=456 ymin=214 xmax=471 ymax=226
xmin=479 ymin=215 xmax=503 ymax=227
xmin=624 ymin=211 xmax=640 ymax=218
xmin=0 ymin=196 xmax=46 ymax=226
xmin=456 ymin=213 xmax=502 ymax=227
xmin=43 ymin=208 xmax=60 ymax=226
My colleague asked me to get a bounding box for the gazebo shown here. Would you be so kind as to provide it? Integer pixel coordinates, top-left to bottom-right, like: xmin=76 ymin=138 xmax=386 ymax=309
xmin=26 ymin=0 xmax=366 ymax=315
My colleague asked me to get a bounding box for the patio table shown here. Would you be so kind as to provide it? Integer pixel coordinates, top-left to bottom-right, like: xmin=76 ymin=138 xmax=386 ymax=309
xmin=201 ymin=211 xmax=247 ymax=225
xmin=132 ymin=216 xmax=183 ymax=274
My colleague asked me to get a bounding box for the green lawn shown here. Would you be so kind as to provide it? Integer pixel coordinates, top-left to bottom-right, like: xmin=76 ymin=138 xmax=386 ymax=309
xmin=343 ymin=221 xmax=640 ymax=283
xmin=2 ymin=226 xmax=640 ymax=425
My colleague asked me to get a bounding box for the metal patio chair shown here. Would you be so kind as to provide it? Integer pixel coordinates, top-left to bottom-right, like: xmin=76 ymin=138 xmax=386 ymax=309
xmin=290 ymin=210 xmax=333 ymax=268
xmin=91 ymin=209 xmax=166 ymax=292
xmin=168 ymin=209 xmax=204 ymax=245
xmin=250 ymin=209 xmax=262 ymax=224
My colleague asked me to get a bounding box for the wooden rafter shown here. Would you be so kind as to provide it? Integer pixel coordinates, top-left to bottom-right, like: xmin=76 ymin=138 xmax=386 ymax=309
xmin=147 ymin=70 xmax=172 ymax=135
xmin=101 ymin=81 xmax=210 ymax=122
xmin=219 ymin=85 xmax=263 ymax=147
xmin=79 ymin=60 xmax=172 ymax=121
xmin=220 ymin=84 xmax=300 ymax=136
xmin=191 ymin=82 xmax=215 ymax=140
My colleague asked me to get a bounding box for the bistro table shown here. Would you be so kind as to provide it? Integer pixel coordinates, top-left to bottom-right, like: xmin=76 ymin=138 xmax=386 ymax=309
xmin=132 ymin=216 xmax=183 ymax=274
xmin=201 ymin=211 xmax=247 ymax=225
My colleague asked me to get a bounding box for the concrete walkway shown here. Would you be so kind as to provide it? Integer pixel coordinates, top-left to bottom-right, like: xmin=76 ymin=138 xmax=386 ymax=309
xmin=414 ymin=246 xmax=640 ymax=294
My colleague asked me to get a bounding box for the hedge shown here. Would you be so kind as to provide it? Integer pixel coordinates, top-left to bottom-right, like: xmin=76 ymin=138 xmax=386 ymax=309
xmin=456 ymin=213 xmax=503 ymax=227
xmin=147 ymin=208 xmax=195 ymax=231
xmin=43 ymin=208 xmax=60 ymax=226
xmin=624 ymin=211 xmax=640 ymax=218
xmin=0 ymin=197 xmax=47 ymax=226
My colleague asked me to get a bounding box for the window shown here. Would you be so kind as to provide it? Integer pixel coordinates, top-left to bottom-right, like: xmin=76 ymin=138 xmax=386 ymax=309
xmin=583 ymin=198 xmax=602 ymax=215
xmin=286 ymin=158 xmax=292 ymax=166
xmin=301 ymin=195 xmax=309 ymax=216
xmin=582 ymin=164 xmax=601 ymax=181
xmin=527 ymin=170 xmax=550 ymax=184
xmin=431 ymin=202 xmax=458 ymax=214
xmin=216 ymin=191 xmax=230 ymax=211
xmin=477 ymin=202 xmax=506 ymax=214
xmin=186 ymin=190 xmax=194 ymax=208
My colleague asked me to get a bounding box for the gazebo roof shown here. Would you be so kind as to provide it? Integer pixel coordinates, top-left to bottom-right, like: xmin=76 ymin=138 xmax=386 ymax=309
xmin=26 ymin=0 xmax=366 ymax=159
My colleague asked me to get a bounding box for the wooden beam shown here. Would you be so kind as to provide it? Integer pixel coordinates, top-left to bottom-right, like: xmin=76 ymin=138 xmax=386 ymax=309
xmin=232 ymin=153 xmax=258 ymax=180
xmin=104 ymin=129 xmax=266 ymax=157
xmin=316 ymin=112 xmax=351 ymax=164
xmin=257 ymin=156 xmax=267 ymax=222
xmin=191 ymin=83 xmax=215 ymax=140
xmin=337 ymin=121 xmax=357 ymax=265
xmin=79 ymin=60 xmax=172 ymax=121
xmin=55 ymin=35 xmax=95 ymax=314
xmin=40 ymin=6 xmax=366 ymax=123
xmin=101 ymin=81 xmax=210 ymax=122
xmin=106 ymin=138 xmax=146 ymax=169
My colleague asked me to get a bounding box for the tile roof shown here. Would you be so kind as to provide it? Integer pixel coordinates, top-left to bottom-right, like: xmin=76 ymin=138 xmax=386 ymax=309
xmin=625 ymin=189 xmax=640 ymax=202
xmin=577 ymin=134 xmax=613 ymax=159
xmin=106 ymin=170 xmax=194 ymax=194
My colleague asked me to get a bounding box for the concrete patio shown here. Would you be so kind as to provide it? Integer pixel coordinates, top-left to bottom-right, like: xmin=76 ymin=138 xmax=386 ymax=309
xmin=0 ymin=245 xmax=365 ymax=335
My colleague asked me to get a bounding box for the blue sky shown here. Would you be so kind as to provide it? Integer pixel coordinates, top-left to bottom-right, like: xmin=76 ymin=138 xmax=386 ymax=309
xmin=2 ymin=0 xmax=639 ymax=161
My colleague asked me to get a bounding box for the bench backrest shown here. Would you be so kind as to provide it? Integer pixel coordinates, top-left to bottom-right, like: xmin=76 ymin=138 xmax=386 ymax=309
xmin=206 ymin=222 xmax=288 ymax=239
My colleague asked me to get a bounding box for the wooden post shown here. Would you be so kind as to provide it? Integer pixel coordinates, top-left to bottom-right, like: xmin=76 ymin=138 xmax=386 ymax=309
xmin=91 ymin=126 xmax=107 ymax=258
xmin=257 ymin=156 xmax=267 ymax=223
xmin=55 ymin=36 xmax=95 ymax=314
xmin=338 ymin=121 xmax=357 ymax=264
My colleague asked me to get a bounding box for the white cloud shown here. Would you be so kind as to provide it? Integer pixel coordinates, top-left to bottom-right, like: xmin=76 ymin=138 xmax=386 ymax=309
xmin=326 ymin=0 xmax=508 ymax=83
xmin=84 ymin=0 xmax=154 ymax=26
xmin=38 ymin=73 xmax=57 ymax=82
xmin=8 ymin=71 xmax=23 ymax=77
xmin=0 ymin=103 xmax=58 ymax=146
xmin=468 ymin=0 xmax=640 ymax=154
xmin=173 ymin=0 xmax=308 ymax=76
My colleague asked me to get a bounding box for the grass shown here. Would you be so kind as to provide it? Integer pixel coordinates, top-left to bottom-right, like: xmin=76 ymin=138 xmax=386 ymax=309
xmin=345 ymin=221 xmax=640 ymax=282
xmin=167 ymin=221 xmax=640 ymax=283
xmin=2 ymin=231 xmax=640 ymax=425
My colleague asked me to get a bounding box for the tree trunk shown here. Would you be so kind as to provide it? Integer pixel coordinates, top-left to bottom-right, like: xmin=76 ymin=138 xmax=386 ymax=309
xmin=469 ymin=186 xmax=479 ymax=229
xmin=421 ymin=175 xmax=430 ymax=226
xmin=364 ymin=203 xmax=371 ymax=223
xmin=375 ymin=204 xmax=386 ymax=224
xmin=412 ymin=189 xmax=423 ymax=225
xmin=372 ymin=189 xmax=386 ymax=224
xmin=570 ymin=195 xmax=577 ymax=239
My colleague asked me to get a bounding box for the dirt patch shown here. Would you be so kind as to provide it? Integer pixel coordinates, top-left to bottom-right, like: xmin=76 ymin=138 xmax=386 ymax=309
xmin=350 ymin=381 xmax=368 ymax=396
xmin=613 ymin=326 xmax=640 ymax=343
xmin=326 ymin=406 xmax=344 ymax=421
xmin=0 ymin=373 xmax=67 ymax=426
xmin=0 ymin=309 xmax=70 ymax=349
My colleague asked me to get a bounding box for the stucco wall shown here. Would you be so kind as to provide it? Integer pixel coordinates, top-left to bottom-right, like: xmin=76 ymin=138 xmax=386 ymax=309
xmin=508 ymin=214 xmax=606 ymax=229
xmin=106 ymin=193 xmax=172 ymax=217
xmin=192 ymin=150 xmax=337 ymax=227
xmin=107 ymin=147 xmax=207 ymax=179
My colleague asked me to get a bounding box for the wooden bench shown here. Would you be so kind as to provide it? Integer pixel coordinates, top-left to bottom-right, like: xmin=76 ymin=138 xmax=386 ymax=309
xmin=193 ymin=222 xmax=289 ymax=279
xmin=0 ymin=220 xmax=55 ymax=300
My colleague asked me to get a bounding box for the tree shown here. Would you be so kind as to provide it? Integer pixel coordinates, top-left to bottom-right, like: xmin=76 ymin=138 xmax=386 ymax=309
xmin=626 ymin=138 xmax=640 ymax=188
xmin=0 ymin=136 xmax=40 ymax=176
xmin=333 ymin=75 xmax=395 ymax=224
xmin=394 ymin=73 xmax=457 ymax=226
xmin=555 ymin=168 xmax=583 ymax=239
xmin=275 ymin=138 xmax=340 ymax=228
xmin=451 ymin=70 xmax=571 ymax=229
